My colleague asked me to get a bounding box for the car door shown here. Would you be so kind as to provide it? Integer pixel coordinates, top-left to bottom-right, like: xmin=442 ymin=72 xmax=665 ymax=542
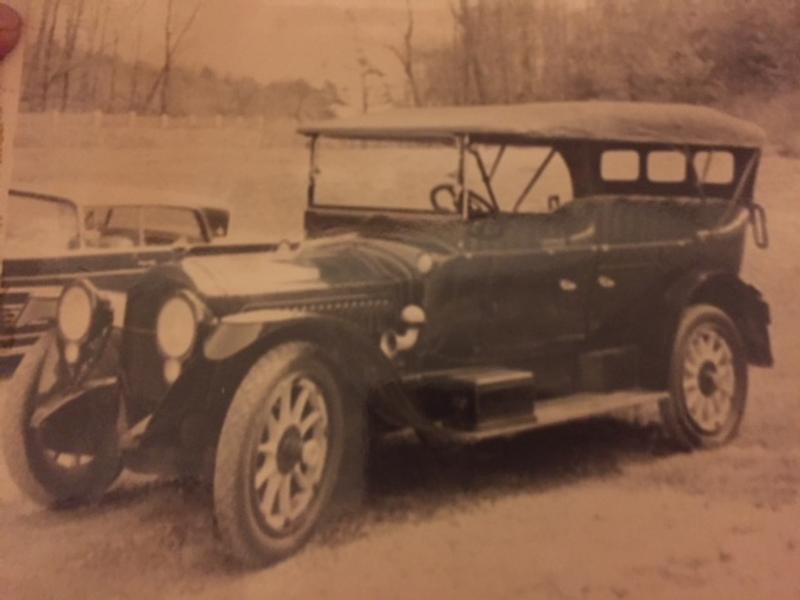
xmin=588 ymin=151 xmax=701 ymax=344
xmin=587 ymin=195 xmax=710 ymax=353
xmin=476 ymin=212 xmax=595 ymax=361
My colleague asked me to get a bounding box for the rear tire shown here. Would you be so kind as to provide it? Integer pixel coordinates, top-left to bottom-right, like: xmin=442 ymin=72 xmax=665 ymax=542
xmin=1 ymin=331 xmax=122 ymax=506
xmin=661 ymin=305 xmax=748 ymax=449
xmin=213 ymin=342 xmax=364 ymax=566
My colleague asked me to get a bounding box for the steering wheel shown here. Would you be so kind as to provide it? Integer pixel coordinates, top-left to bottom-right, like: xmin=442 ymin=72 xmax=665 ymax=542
xmin=429 ymin=183 xmax=495 ymax=216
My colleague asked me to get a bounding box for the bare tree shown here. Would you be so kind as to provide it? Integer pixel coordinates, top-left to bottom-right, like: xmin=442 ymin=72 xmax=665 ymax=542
xmin=346 ymin=9 xmax=387 ymax=113
xmin=107 ymin=32 xmax=119 ymax=112
xmin=89 ymin=2 xmax=110 ymax=108
xmin=142 ymin=0 xmax=204 ymax=115
xmin=386 ymin=0 xmax=423 ymax=106
xmin=58 ymin=0 xmax=87 ymax=111
xmin=129 ymin=11 xmax=144 ymax=111
xmin=451 ymin=0 xmax=487 ymax=104
xmin=26 ymin=0 xmax=54 ymax=104
xmin=39 ymin=0 xmax=63 ymax=111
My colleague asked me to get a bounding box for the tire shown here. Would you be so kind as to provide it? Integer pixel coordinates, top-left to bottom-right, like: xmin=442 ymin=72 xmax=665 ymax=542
xmin=213 ymin=342 xmax=364 ymax=566
xmin=661 ymin=304 xmax=748 ymax=450
xmin=1 ymin=331 xmax=122 ymax=506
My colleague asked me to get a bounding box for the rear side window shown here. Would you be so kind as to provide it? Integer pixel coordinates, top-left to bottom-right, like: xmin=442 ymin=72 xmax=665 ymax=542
xmin=647 ymin=151 xmax=686 ymax=183
xmin=143 ymin=207 xmax=204 ymax=245
xmin=85 ymin=206 xmax=141 ymax=248
xmin=601 ymin=150 xmax=639 ymax=181
xmin=693 ymin=151 xmax=734 ymax=184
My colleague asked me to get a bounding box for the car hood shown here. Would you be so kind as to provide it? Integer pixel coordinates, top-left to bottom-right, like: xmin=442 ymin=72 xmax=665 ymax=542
xmin=174 ymin=232 xmax=442 ymax=313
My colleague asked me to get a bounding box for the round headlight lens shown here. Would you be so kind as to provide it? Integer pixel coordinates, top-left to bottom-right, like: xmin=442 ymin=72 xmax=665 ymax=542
xmin=417 ymin=252 xmax=434 ymax=275
xmin=57 ymin=283 xmax=94 ymax=342
xmin=156 ymin=294 xmax=197 ymax=359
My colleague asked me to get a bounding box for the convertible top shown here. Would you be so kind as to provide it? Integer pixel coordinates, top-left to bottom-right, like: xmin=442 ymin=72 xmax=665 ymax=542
xmin=299 ymin=101 xmax=766 ymax=148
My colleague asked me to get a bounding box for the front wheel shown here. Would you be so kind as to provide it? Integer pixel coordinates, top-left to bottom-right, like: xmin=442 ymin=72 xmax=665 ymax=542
xmin=213 ymin=343 xmax=362 ymax=566
xmin=1 ymin=331 xmax=122 ymax=506
xmin=661 ymin=304 xmax=748 ymax=449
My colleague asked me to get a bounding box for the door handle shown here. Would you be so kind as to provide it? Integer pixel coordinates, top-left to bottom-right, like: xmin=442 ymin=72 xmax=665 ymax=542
xmin=559 ymin=278 xmax=578 ymax=292
xmin=597 ymin=275 xmax=616 ymax=289
xmin=137 ymin=258 xmax=157 ymax=268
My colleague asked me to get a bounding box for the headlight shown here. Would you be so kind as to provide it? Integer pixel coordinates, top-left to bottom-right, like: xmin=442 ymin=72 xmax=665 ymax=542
xmin=156 ymin=293 xmax=197 ymax=359
xmin=57 ymin=280 xmax=96 ymax=343
xmin=416 ymin=252 xmax=434 ymax=275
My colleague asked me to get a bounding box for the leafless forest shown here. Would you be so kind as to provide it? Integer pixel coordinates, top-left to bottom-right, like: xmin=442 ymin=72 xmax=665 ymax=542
xmin=21 ymin=1 xmax=800 ymax=139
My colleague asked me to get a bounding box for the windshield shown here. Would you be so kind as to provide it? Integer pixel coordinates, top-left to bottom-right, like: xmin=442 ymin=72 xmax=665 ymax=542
xmin=311 ymin=138 xmax=573 ymax=215
xmin=313 ymin=138 xmax=459 ymax=212
xmin=5 ymin=195 xmax=80 ymax=256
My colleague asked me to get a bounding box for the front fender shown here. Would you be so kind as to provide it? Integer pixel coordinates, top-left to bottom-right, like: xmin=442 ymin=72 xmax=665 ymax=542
xmin=203 ymin=309 xmax=400 ymax=398
xmin=203 ymin=309 xmax=311 ymax=361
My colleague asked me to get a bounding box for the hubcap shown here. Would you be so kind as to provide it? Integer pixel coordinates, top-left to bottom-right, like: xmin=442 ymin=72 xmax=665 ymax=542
xmin=682 ymin=325 xmax=736 ymax=433
xmin=276 ymin=427 xmax=303 ymax=473
xmin=252 ymin=375 xmax=329 ymax=533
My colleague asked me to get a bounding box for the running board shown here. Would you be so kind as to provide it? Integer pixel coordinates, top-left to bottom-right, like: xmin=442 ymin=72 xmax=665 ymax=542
xmin=443 ymin=390 xmax=666 ymax=444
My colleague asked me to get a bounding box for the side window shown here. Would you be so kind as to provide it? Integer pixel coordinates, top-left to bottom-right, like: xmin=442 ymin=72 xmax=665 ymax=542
xmin=647 ymin=151 xmax=686 ymax=183
xmin=143 ymin=207 xmax=205 ymax=245
xmin=85 ymin=206 xmax=140 ymax=248
xmin=693 ymin=151 xmax=734 ymax=184
xmin=601 ymin=150 xmax=639 ymax=181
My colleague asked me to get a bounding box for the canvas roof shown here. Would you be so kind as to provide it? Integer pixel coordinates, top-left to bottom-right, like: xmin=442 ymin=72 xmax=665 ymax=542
xmin=299 ymin=101 xmax=766 ymax=148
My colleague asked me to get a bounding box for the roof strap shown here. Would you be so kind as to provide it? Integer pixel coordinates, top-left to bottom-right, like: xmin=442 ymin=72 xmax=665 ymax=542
xmin=489 ymin=145 xmax=507 ymax=179
xmin=513 ymin=148 xmax=556 ymax=213
xmin=467 ymin=145 xmax=500 ymax=211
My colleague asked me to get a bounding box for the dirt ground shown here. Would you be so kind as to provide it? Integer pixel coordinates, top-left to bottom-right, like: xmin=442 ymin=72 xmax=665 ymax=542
xmin=1 ymin=130 xmax=798 ymax=599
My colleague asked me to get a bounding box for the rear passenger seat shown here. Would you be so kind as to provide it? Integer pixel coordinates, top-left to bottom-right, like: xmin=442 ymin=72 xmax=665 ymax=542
xmin=578 ymin=195 xmax=730 ymax=245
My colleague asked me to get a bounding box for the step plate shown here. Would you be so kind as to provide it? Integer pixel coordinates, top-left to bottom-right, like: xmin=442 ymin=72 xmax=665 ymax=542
xmin=403 ymin=367 xmax=535 ymax=394
xmin=535 ymin=390 xmax=665 ymax=427
xmin=450 ymin=390 xmax=666 ymax=443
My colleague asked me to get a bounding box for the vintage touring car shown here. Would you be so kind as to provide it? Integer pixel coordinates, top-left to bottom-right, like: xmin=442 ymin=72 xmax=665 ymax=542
xmin=2 ymin=102 xmax=772 ymax=566
xmin=0 ymin=185 xmax=235 ymax=378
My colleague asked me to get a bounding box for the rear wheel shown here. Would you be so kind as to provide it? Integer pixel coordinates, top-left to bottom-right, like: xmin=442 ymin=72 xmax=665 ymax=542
xmin=1 ymin=331 xmax=122 ymax=506
xmin=661 ymin=305 xmax=748 ymax=449
xmin=213 ymin=342 xmax=362 ymax=566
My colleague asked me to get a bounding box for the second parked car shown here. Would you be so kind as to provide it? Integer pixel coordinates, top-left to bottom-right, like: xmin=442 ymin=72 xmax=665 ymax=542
xmin=1 ymin=185 xmax=235 ymax=377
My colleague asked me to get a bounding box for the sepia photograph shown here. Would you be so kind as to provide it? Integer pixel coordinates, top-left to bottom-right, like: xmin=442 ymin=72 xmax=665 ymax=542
xmin=0 ymin=0 xmax=797 ymax=598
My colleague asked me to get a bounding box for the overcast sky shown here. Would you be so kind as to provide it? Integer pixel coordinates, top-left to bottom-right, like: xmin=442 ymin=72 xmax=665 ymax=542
xmin=123 ymin=0 xmax=452 ymax=103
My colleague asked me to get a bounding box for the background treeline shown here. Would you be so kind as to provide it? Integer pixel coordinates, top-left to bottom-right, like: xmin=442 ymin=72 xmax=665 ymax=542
xmin=21 ymin=0 xmax=342 ymax=119
xmin=403 ymin=0 xmax=800 ymax=107
xmin=21 ymin=0 xmax=800 ymax=120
